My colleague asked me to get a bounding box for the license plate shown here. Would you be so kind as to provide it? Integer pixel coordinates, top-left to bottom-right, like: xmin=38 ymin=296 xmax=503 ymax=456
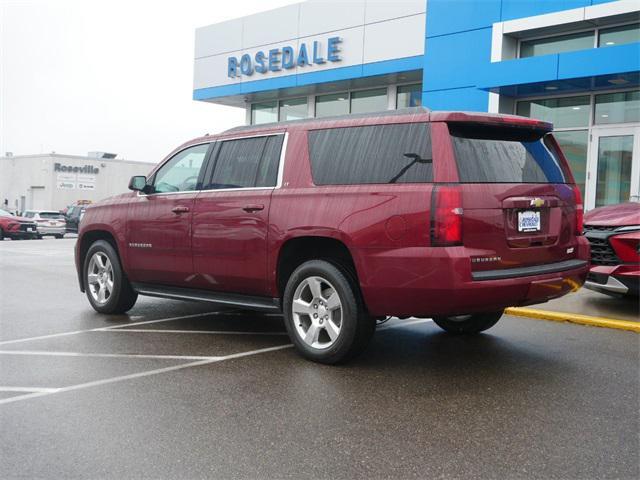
xmin=27 ymin=227 xmax=35 ymax=232
xmin=518 ymin=210 xmax=541 ymax=233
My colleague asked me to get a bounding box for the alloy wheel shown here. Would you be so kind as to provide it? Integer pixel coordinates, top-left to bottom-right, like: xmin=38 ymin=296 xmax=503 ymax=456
xmin=87 ymin=252 xmax=114 ymax=305
xmin=292 ymin=276 xmax=343 ymax=349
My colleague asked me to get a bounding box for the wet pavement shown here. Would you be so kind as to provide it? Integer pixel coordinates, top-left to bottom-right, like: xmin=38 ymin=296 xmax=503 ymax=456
xmin=1 ymin=238 xmax=639 ymax=479
xmin=536 ymin=286 xmax=639 ymax=322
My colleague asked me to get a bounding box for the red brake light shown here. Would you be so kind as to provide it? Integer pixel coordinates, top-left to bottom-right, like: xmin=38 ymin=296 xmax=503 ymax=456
xmin=431 ymin=185 xmax=463 ymax=246
xmin=572 ymin=185 xmax=583 ymax=235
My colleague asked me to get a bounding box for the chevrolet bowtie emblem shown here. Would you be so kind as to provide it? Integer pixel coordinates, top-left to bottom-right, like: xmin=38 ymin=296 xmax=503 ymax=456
xmin=530 ymin=198 xmax=545 ymax=208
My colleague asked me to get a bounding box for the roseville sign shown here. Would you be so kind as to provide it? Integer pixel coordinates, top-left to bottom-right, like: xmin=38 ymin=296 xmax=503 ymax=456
xmin=54 ymin=163 xmax=100 ymax=174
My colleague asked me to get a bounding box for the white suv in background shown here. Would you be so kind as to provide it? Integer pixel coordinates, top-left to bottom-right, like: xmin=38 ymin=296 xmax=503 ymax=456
xmin=22 ymin=210 xmax=67 ymax=239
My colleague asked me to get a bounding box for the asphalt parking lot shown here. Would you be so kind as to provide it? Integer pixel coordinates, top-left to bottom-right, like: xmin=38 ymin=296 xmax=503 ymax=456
xmin=1 ymin=238 xmax=638 ymax=479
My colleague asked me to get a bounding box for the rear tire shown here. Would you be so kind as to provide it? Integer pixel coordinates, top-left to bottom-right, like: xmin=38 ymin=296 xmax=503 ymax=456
xmin=0 ymin=228 xmax=4 ymax=240
xmin=283 ymin=260 xmax=374 ymax=364
xmin=84 ymin=240 xmax=138 ymax=314
xmin=433 ymin=310 xmax=503 ymax=334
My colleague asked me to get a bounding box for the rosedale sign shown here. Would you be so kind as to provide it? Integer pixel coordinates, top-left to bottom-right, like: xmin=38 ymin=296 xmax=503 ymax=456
xmin=228 ymin=37 xmax=342 ymax=78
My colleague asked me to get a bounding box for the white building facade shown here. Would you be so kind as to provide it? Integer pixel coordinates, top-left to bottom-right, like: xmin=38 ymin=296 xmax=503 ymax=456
xmin=0 ymin=154 xmax=155 ymax=213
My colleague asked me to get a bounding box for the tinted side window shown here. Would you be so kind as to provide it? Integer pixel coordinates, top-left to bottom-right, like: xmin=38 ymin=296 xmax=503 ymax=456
xmin=207 ymin=135 xmax=283 ymax=189
xmin=256 ymin=135 xmax=284 ymax=187
xmin=308 ymin=123 xmax=432 ymax=185
xmin=153 ymin=143 xmax=209 ymax=193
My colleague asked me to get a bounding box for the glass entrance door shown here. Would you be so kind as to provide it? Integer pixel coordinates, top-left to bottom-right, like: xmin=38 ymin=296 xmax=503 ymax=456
xmin=586 ymin=126 xmax=640 ymax=210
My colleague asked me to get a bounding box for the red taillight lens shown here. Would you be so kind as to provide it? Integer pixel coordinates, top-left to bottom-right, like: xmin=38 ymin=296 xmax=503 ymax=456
xmin=610 ymin=232 xmax=640 ymax=263
xmin=572 ymin=185 xmax=583 ymax=235
xmin=431 ymin=185 xmax=463 ymax=246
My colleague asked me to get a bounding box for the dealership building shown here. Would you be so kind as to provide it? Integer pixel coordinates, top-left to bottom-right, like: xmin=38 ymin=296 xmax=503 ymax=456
xmin=0 ymin=153 xmax=155 ymax=213
xmin=193 ymin=0 xmax=639 ymax=210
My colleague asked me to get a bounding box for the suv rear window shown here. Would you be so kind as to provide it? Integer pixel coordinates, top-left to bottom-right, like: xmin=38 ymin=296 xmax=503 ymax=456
xmin=308 ymin=123 xmax=432 ymax=185
xmin=449 ymin=124 xmax=568 ymax=184
xmin=39 ymin=212 xmax=63 ymax=219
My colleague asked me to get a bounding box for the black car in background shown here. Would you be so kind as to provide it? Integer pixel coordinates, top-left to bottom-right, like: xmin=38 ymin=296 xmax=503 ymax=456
xmin=65 ymin=205 xmax=86 ymax=234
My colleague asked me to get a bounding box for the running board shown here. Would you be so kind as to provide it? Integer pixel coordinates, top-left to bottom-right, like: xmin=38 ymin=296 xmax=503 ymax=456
xmin=131 ymin=283 xmax=281 ymax=312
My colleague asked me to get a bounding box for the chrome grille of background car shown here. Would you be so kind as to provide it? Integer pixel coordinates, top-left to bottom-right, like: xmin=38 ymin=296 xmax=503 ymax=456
xmin=583 ymin=225 xmax=619 ymax=266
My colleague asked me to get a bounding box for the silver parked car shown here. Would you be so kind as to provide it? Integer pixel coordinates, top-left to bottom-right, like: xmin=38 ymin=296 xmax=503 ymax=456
xmin=22 ymin=210 xmax=67 ymax=239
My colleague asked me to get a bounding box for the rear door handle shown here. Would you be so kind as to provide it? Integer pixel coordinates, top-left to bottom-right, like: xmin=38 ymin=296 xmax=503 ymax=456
xmin=171 ymin=206 xmax=190 ymax=214
xmin=242 ymin=204 xmax=264 ymax=213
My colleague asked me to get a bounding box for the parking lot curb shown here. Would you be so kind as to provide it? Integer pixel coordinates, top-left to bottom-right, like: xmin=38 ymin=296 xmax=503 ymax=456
xmin=505 ymin=307 xmax=640 ymax=333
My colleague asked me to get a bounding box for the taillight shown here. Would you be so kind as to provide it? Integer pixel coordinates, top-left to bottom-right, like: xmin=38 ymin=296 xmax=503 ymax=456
xmin=572 ymin=185 xmax=583 ymax=235
xmin=610 ymin=232 xmax=640 ymax=263
xmin=431 ymin=185 xmax=463 ymax=246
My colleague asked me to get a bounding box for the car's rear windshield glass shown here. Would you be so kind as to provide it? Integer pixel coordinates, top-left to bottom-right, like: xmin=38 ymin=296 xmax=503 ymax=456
xmin=308 ymin=123 xmax=432 ymax=185
xmin=39 ymin=212 xmax=63 ymax=219
xmin=449 ymin=124 xmax=568 ymax=183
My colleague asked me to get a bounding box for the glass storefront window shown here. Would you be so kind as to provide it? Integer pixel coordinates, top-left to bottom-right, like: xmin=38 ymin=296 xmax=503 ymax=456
xmin=350 ymin=88 xmax=388 ymax=114
xmin=315 ymin=93 xmax=349 ymax=118
xmin=279 ymin=97 xmax=307 ymax=121
xmin=595 ymin=135 xmax=633 ymax=207
xmin=553 ymin=130 xmax=589 ymax=201
xmin=251 ymin=101 xmax=277 ymax=124
xmin=594 ymin=91 xmax=640 ymax=124
xmin=520 ymin=31 xmax=594 ymax=58
xmin=397 ymin=84 xmax=422 ymax=108
xmin=516 ymin=96 xmax=590 ymax=128
xmin=599 ymin=23 xmax=640 ymax=48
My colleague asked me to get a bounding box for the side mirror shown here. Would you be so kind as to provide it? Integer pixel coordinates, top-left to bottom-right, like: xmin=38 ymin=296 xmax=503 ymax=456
xmin=128 ymin=176 xmax=150 ymax=193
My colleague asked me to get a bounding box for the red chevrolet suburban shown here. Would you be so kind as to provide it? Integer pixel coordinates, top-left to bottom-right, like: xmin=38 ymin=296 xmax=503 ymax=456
xmin=75 ymin=107 xmax=590 ymax=363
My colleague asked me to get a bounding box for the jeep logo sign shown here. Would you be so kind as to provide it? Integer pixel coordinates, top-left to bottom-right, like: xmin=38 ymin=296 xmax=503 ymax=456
xmin=54 ymin=163 xmax=100 ymax=174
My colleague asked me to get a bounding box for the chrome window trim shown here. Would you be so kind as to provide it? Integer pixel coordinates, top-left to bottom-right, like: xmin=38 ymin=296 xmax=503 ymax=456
xmin=137 ymin=132 xmax=288 ymax=197
xmin=206 ymin=131 xmax=287 ymax=191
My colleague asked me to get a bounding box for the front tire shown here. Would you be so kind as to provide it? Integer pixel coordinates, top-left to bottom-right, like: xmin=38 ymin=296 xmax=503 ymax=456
xmin=84 ymin=240 xmax=138 ymax=314
xmin=55 ymin=234 xmax=64 ymax=239
xmin=283 ymin=260 xmax=374 ymax=364
xmin=433 ymin=310 xmax=503 ymax=334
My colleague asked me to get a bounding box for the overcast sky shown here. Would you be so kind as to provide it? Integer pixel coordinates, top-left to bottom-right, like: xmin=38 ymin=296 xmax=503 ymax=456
xmin=0 ymin=0 xmax=299 ymax=162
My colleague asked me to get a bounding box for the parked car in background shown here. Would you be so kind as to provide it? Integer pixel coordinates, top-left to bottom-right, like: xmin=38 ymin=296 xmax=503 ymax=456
xmin=22 ymin=210 xmax=67 ymax=239
xmin=65 ymin=205 xmax=87 ymax=234
xmin=75 ymin=107 xmax=589 ymax=364
xmin=583 ymin=202 xmax=640 ymax=298
xmin=0 ymin=209 xmax=38 ymax=240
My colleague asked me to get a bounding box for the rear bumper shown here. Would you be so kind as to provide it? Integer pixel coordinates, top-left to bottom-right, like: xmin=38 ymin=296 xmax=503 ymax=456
xmin=355 ymin=237 xmax=590 ymax=317
xmin=37 ymin=226 xmax=66 ymax=235
xmin=584 ymin=264 xmax=639 ymax=297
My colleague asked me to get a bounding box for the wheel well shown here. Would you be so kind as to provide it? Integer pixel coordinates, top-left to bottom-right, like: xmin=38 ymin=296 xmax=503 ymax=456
xmin=276 ymin=236 xmax=358 ymax=298
xmin=78 ymin=230 xmax=119 ymax=289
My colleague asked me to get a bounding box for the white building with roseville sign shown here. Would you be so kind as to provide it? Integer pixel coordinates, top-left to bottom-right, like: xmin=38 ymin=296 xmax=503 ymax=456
xmin=0 ymin=153 xmax=155 ymax=213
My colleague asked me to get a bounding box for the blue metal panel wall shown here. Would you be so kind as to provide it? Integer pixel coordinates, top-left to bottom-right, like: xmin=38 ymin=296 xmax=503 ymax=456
xmin=422 ymin=0 xmax=621 ymax=112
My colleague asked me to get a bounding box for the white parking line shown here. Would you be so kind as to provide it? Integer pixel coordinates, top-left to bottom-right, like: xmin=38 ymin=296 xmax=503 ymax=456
xmin=0 ymin=387 xmax=60 ymax=393
xmin=0 ymin=311 xmax=221 ymax=346
xmin=102 ymin=328 xmax=288 ymax=336
xmin=0 ymin=344 xmax=293 ymax=406
xmin=0 ymin=350 xmax=222 ymax=361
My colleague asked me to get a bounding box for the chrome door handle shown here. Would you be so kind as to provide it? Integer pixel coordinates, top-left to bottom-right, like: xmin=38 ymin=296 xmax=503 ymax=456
xmin=242 ymin=204 xmax=264 ymax=212
xmin=171 ymin=206 xmax=190 ymax=214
